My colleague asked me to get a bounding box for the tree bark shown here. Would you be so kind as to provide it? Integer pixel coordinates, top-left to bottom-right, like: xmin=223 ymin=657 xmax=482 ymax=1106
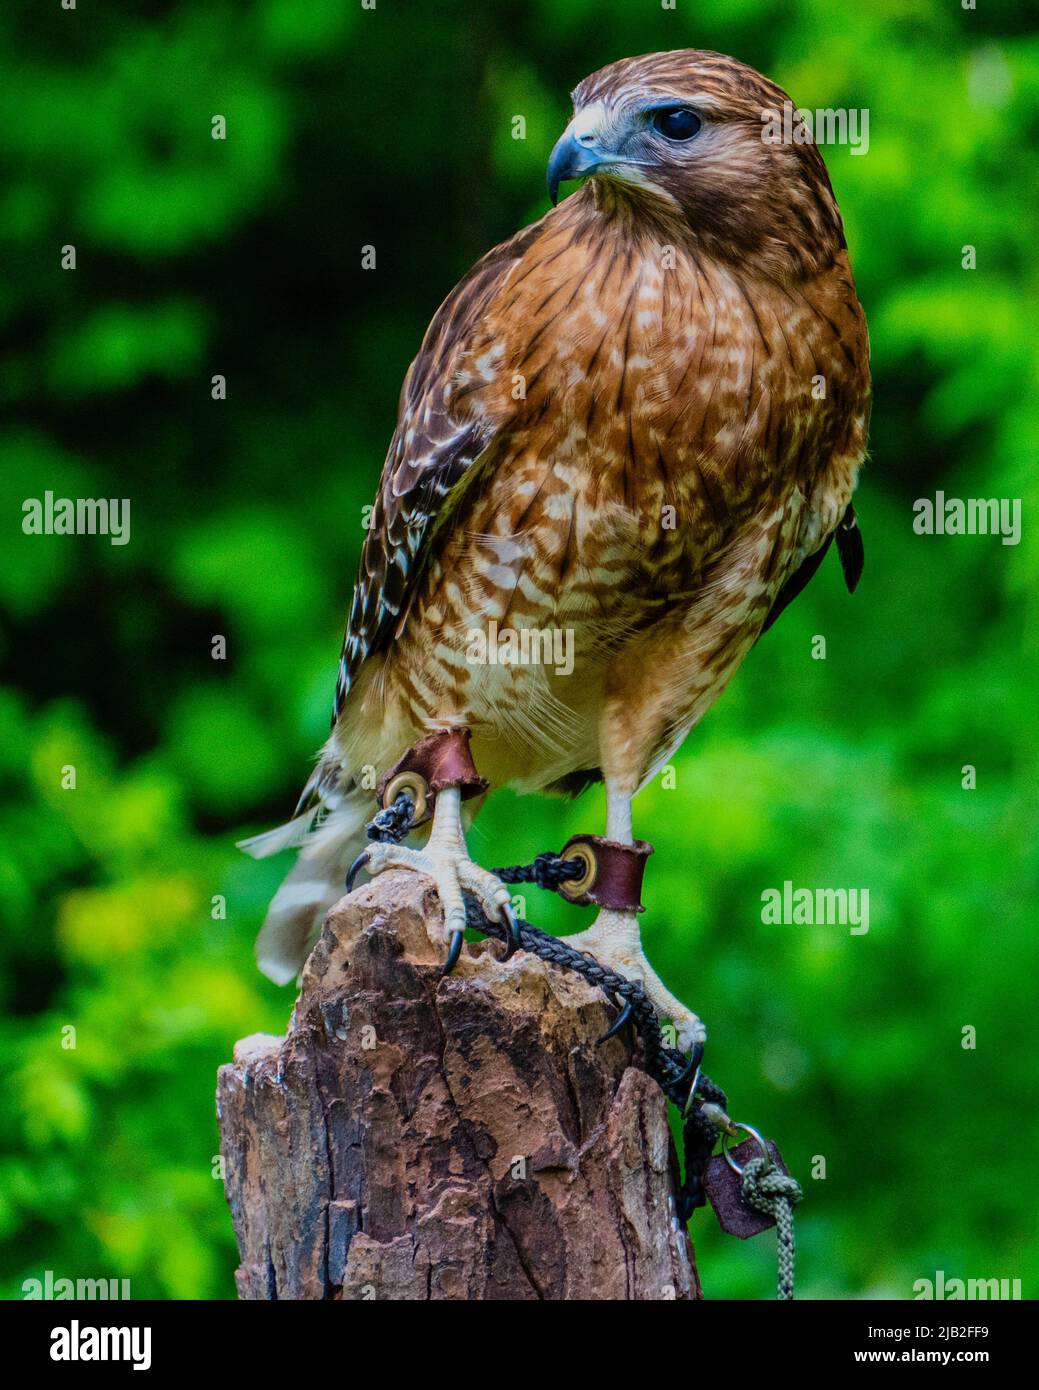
xmin=217 ymin=871 xmax=699 ymax=1300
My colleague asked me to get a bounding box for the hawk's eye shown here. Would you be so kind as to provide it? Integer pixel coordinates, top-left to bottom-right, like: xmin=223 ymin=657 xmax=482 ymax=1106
xmin=651 ymin=107 xmax=702 ymax=141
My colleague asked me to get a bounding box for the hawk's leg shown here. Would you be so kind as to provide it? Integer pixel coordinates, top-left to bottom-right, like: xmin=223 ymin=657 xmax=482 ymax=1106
xmin=349 ymin=786 xmax=518 ymax=974
xmin=568 ymin=909 xmax=705 ymax=1052
xmin=564 ymin=789 xmax=705 ymax=1052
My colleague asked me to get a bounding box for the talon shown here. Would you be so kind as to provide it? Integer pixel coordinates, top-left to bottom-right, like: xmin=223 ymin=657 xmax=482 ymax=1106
xmin=346 ymin=850 xmax=370 ymax=892
xmin=500 ymin=902 xmax=522 ymax=959
xmin=673 ymin=1040 xmax=705 ymax=1097
xmin=440 ymin=929 xmax=465 ymax=976
xmin=560 ymin=908 xmax=705 ymax=1068
xmin=682 ymin=1060 xmax=704 ymax=1116
xmin=597 ymin=1000 xmax=633 ymax=1044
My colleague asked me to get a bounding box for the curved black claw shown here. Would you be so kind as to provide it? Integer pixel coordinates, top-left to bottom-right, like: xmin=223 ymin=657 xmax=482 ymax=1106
xmin=500 ymin=902 xmax=522 ymax=960
xmin=440 ymin=929 xmax=465 ymax=977
xmin=345 ymin=850 xmax=370 ymax=893
xmin=597 ymin=1000 xmax=634 ymax=1045
xmin=671 ymin=1041 xmax=705 ymax=1097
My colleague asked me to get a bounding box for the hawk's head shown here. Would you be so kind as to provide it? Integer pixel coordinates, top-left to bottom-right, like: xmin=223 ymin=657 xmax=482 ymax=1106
xmin=547 ymin=50 xmax=846 ymax=278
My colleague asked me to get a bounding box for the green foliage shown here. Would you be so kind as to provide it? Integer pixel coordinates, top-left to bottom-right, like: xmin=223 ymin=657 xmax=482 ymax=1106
xmin=1 ymin=0 xmax=1036 ymax=1300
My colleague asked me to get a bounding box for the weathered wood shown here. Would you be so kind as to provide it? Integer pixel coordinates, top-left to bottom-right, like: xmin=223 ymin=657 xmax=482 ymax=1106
xmin=217 ymin=871 xmax=699 ymax=1300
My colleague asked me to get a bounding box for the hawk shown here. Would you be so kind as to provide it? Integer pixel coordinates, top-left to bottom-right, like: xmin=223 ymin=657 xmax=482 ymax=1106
xmin=243 ymin=49 xmax=870 ymax=1052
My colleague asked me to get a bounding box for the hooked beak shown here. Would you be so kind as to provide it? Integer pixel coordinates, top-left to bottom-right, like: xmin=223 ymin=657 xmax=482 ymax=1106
xmin=546 ymin=126 xmax=605 ymax=206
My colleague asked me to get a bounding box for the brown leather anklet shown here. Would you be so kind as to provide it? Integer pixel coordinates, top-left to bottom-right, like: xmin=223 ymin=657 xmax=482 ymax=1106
xmin=375 ymin=729 xmax=488 ymax=827
xmin=556 ymin=835 xmax=653 ymax=912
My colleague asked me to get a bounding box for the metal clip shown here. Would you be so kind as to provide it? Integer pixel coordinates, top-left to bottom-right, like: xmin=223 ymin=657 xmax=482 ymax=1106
xmin=721 ymin=1121 xmax=771 ymax=1176
xmin=700 ymin=1101 xmax=739 ymax=1137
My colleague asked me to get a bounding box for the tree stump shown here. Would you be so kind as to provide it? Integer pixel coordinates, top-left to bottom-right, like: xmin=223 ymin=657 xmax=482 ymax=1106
xmin=217 ymin=872 xmax=699 ymax=1300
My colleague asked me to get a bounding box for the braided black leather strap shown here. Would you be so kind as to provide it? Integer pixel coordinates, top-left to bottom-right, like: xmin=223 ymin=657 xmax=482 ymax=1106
xmin=491 ymin=852 xmax=586 ymax=890
xmin=464 ymin=898 xmax=726 ymax=1222
xmin=367 ymin=792 xmax=417 ymax=844
xmin=369 ymin=800 xmax=586 ymax=890
xmin=361 ymin=790 xmax=724 ymax=1221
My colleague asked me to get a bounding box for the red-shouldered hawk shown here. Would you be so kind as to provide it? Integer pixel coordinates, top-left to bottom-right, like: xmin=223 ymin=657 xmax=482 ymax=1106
xmin=242 ymin=50 xmax=870 ymax=1052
